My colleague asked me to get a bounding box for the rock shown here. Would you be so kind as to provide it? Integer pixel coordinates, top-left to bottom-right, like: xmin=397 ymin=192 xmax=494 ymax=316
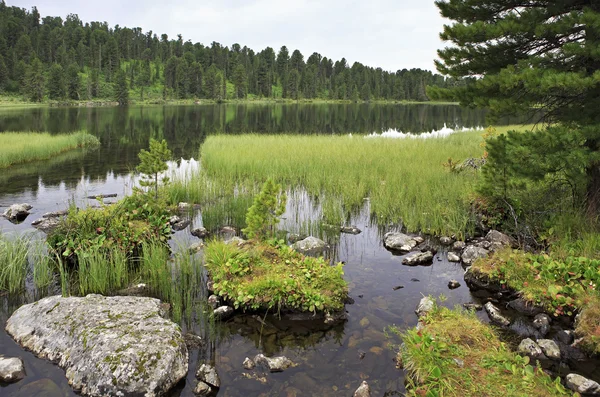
xmin=172 ymin=219 xmax=191 ymax=231
xmin=537 ymin=339 xmax=561 ymax=360
xmin=254 ymin=354 xmax=295 ymax=372
xmin=178 ymin=202 xmax=191 ymax=210
xmin=0 ymin=356 xmax=25 ymax=383
xmin=220 ymin=226 xmax=236 ymax=234
xmin=191 ymin=227 xmax=209 ymax=238
xmin=463 ymin=302 xmax=483 ymax=311
xmin=2 ymin=203 xmax=32 ymax=223
xmin=452 ymin=241 xmax=466 ymax=252
xmin=184 ymin=333 xmax=203 ymax=349
xmin=485 ymin=230 xmax=517 ymax=249
xmin=448 ymin=280 xmax=461 ymax=289
xmin=196 ymin=364 xmax=220 ymax=388
xmin=447 ymin=252 xmax=461 ymax=262
xmin=291 ymin=236 xmax=328 ymax=253
xmin=392 ymin=285 xmax=405 ymax=291
xmin=415 ymin=297 xmax=435 ymax=318
xmin=507 ymin=298 xmax=544 ymax=316
xmin=225 ymin=236 xmax=246 ymax=246
xmin=194 ymin=381 xmax=213 ymax=396
xmin=341 ymin=226 xmax=361 ymax=234
xmin=566 ymin=373 xmax=600 ymax=395
xmin=42 ymin=209 xmax=69 ymax=218
xmin=402 ymin=251 xmax=433 ymax=266
xmin=31 ymin=217 xmax=61 ymax=233
xmin=464 ymin=267 xmax=503 ymax=292
xmin=354 ymin=380 xmax=371 ymax=397
xmin=288 ymin=233 xmax=307 ymax=244
xmin=533 ymin=313 xmax=551 ymax=337
xmin=484 ymin=302 xmax=511 ymax=326
xmin=86 ymin=193 xmax=117 ymax=199
xmin=190 ymin=242 xmax=204 ymax=253
xmin=169 ymin=215 xmax=181 ymax=225
xmin=555 ymin=329 xmax=574 ymax=345
xmin=518 ymin=338 xmax=545 ymax=359
xmin=213 ymin=306 xmax=234 ymax=320
xmin=461 ymin=245 xmax=489 ymax=265
xmin=207 ymin=295 xmax=221 ymax=309
xmin=243 ymin=357 xmax=255 ymax=370
xmin=453 ymin=358 xmax=465 ymax=367
xmin=5 ymin=295 xmax=187 ymax=396
xmin=439 ymin=236 xmax=454 ymax=245
xmin=9 ymin=378 xmax=62 ymax=397
xmin=116 ymin=283 xmax=150 ymax=297
xmin=383 ymin=232 xmax=420 ymax=252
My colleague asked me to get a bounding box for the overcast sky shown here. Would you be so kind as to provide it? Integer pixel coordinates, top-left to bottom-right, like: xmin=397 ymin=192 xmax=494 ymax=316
xmin=10 ymin=0 xmax=447 ymax=72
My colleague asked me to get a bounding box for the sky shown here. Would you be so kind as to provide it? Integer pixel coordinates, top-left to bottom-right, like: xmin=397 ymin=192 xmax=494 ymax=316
xmin=9 ymin=0 xmax=448 ymax=72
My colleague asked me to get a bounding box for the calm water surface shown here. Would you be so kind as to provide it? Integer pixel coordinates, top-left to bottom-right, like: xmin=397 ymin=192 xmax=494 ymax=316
xmin=0 ymin=104 xmax=523 ymax=396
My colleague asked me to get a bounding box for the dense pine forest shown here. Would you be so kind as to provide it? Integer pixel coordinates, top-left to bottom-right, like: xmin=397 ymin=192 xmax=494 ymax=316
xmin=0 ymin=2 xmax=459 ymax=104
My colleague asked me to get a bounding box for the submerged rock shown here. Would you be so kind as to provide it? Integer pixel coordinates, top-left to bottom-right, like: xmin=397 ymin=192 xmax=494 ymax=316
xmin=196 ymin=364 xmax=220 ymax=388
xmin=172 ymin=219 xmax=191 ymax=231
xmin=243 ymin=357 xmax=256 ymax=370
xmin=213 ymin=306 xmax=234 ymax=320
xmin=461 ymin=245 xmax=489 ymax=265
xmin=439 ymin=236 xmax=454 ymax=246
xmin=402 ymin=251 xmax=433 ymax=266
xmin=463 ymin=302 xmax=483 ymax=311
xmin=5 ymin=295 xmax=187 ymax=396
xmin=566 ymin=373 xmax=600 ymax=395
xmin=415 ymin=297 xmax=435 ymax=318
xmin=354 ymin=380 xmax=371 ymax=397
xmin=194 ymin=381 xmax=213 ymax=396
xmin=291 ymin=236 xmax=328 ymax=253
xmin=448 ymin=280 xmax=461 ymax=289
xmin=484 ymin=302 xmax=511 ymax=326
xmin=340 ymin=226 xmax=362 ymax=235
xmin=2 ymin=203 xmax=32 ymax=223
xmin=383 ymin=232 xmax=422 ymax=252
xmin=254 ymin=354 xmax=295 ymax=372
xmin=9 ymin=378 xmax=62 ymax=396
xmin=518 ymin=338 xmax=545 ymax=359
xmin=0 ymin=356 xmax=26 ymax=383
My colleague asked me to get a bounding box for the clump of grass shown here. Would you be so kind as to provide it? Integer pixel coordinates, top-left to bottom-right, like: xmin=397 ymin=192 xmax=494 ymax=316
xmin=77 ymin=247 xmax=129 ymax=295
xmin=204 ymin=239 xmax=348 ymax=313
xmin=31 ymin=239 xmax=54 ymax=289
xmin=0 ymin=131 xmax=100 ymax=168
xmin=176 ymin=128 xmax=529 ymax=238
xmin=395 ymin=302 xmax=573 ymax=397
xmin=0 ymin=233 xmax=31 ymax=293
xmin=140 ymin=240 xmax=172 ymax=302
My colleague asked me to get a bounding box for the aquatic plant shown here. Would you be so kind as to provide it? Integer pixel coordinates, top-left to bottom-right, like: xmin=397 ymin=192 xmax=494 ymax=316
xmin=0 ymin=233 xmax=30 ymax=293
xmin=0 ymin=131 xmax=99 ymax=168
xmin=394 ymin=301 xmax=572 ymax=397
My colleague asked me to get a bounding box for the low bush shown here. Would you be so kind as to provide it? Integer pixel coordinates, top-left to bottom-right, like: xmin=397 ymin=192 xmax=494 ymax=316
xmin=204 ymin=239 xmax=347 ymax=313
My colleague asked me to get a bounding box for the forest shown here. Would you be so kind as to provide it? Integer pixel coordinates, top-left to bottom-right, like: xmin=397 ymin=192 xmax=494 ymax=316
xmin=0 ymin=2 xmax=460 ymax=104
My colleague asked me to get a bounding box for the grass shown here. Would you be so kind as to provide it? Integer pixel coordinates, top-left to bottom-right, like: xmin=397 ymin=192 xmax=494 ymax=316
xmin=472 ymin=249 xmax=600 ymax=353
xmin=168 ymin=125 xmax=533 ymax=238
xmin=77 ymin=247 xmax=129 ymax=295
xmin=395 ymin=301 xmax=574 ymax=397
xmin=204 ymin=239 xmax=348 ymax=313
xmin=0 ymin=131 xmax=100 ymax=168
xmin=0 ymin=233 xmax=31 ymax=294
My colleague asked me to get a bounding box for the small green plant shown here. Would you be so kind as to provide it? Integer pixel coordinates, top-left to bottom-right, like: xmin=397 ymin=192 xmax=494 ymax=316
xmin=242 ymin=178 xmax=287 ymax=241
xmin=137 ymin=138 xmax=172 ymax=198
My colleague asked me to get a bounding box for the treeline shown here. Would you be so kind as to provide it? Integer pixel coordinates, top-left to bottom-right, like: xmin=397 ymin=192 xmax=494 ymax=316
xmin=0 ymin=2 xmax=458 ymax=103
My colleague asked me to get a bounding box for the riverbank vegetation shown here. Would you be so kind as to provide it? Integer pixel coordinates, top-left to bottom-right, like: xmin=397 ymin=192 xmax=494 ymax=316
xmin=0 ymin=3 xmax=463 ymax=105
xmin=168 ymin=125 xmax=532 ymax=239
xmin=0 ymin=131 xmax=99 ymax=168
xmin=395 ymin=302 xmax=573 ymax=397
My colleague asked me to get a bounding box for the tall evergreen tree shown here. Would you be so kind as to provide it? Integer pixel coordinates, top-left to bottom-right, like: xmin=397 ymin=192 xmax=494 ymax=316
xmin=47 ymin=63 xmax=66 ymax=100
xmin=113 ymin=68 xmax=128 ymax=106
xmin=24 ymin=58 xmax=44 ymax=102
xmin=66 ymin=63 xmax=81 ymax=100
xmin=232 ymin=63 xmax=247 ymax=99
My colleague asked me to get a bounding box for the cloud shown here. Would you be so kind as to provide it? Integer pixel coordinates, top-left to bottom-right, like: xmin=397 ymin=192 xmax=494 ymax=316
xmin=11 ymin=0 xmax=446 ymax=71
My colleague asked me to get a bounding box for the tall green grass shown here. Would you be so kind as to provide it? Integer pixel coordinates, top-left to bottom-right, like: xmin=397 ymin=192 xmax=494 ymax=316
xmin=77 ymin=247 xmax=129 ymax=295
xmin=171 ymin=129 xmax=520 ymax=237
xmin=0 ymin=233 xmax=31 ymax=294
xmin=0 ymin=131 xmax=100 ymax=168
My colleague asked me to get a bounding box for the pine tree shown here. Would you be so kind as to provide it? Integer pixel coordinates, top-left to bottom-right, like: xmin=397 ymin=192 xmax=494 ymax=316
xmin=232 ymin=63 xmax=247 ymax=99
xmin=287 ymin=69 xmax=300 ymax=100
xmin=66 ymin=63 xmax=81 ymax=100
xmin=113 ymin=68 xmax=129 ymax=106
xmin=242 ymin=178 xmax=287 ymax=241
xmin=48 ymin=63 xmax=66 ymax=100
xmin=360 ymin=83 xmax=370 ymax=101
xmin=24 ymin=58 xmax=44 ymax=102
xmin=137 ymin=139 xmax=172 ymax=198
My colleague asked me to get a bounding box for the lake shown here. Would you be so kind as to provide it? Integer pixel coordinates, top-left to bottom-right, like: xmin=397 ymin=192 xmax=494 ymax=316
xmin=0 ymin=103 xmax=526 ymax=396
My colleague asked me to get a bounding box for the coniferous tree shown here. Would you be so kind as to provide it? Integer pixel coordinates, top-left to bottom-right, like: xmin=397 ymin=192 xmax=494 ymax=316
xmin=48 ymin=63 xmax=66 ymax=100
xmin=287 ymin=69 xmax=300 ymax=100
xmin=66 ymin=63 xmax=81 ymax=100
xmin=113 ymin=68 xmax=128 ymax=106
xmin=24 ymin=58 xmax=44 ymax=102
xmin=232 ymin=63 xmax=247 ymax=99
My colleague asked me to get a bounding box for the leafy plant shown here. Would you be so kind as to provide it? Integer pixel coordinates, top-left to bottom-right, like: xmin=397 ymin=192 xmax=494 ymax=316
xmin=137 ymin=138 xmax=172 ymax=198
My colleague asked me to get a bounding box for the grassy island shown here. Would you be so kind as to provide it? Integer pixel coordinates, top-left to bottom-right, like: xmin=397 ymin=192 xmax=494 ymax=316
xmin=0 ymin=131 xmax=100 ymax=168
xmin=397 ymin=303 xmax=573 ymax=397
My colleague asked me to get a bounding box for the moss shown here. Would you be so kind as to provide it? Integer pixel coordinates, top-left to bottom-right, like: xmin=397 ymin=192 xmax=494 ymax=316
xmin=395 ymin=301 xmax=574 ymax=397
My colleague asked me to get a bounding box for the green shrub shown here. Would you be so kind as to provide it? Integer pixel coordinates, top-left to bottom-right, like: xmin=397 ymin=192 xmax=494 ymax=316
xmin=242 ymin=178 xmax=286 ymax=240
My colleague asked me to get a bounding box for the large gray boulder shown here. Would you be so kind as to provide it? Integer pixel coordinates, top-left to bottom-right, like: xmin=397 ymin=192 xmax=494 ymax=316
xmin=461 ymin=245 xmax=489 ymax=265
xmin=402 ymin=251 xmax=433 ymax=266
xmin=0 ymin=356 xmax=25 ymax=383
xmin=2 ymin=203 xmax=32 ymax=223
xmin=485 ymin=230 xmax=517 ymax=250
xmin=6 ymin=295 xmax=188 ymax=396
xmin=291 ymin=236 xmax=328 ymax=253
xmin=383 ymin=232 xmax=423 ymax=252
xmin=566 ymin=373 xmax=600 ymax=395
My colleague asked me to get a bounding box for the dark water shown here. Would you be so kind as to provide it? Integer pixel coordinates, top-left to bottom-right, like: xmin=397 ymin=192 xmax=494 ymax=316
xmin=0 ymin=104 xmax=534 ymax=396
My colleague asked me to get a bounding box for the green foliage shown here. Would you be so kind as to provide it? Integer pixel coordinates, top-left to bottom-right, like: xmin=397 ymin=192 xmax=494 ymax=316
xmin=47 ymin=192 xmax=172 ymax=262
xmin=242 ymin=178 xmax=286 ymax=241
xmin=113 ymin=69 xmax=129 ymax=106
xmin=48 ymin=63 xmax=66 ymax=100
xmin=24 ymin=58 xmax=44 ymax=102
xmin=0 ymin=233 xmax=31 ymax=294
xmin=137 ymin=138 xmax=172 ymax=198
xmin=204 ymin=239 xmax=348 ymax=313
xmin=396 ymin=302 xmax=573 ymax=397
xmin=77 ymin=246 xmax=129 ymax=295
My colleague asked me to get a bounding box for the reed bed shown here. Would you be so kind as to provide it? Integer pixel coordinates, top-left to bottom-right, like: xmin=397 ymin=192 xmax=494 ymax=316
xmin=0 ymin=233 xmax=31 ymax=294
xmin=0 ymin=131 xmax=99 ymax=168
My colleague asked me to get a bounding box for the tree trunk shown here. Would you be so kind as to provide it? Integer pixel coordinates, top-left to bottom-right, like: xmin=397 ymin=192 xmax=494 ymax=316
xmin=587 ymin=161 xmax=600 ymax=218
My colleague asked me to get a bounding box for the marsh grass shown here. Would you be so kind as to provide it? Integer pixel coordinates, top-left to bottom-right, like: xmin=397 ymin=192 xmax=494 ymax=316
xmin=169 ymin=127 xmax=533 ymax=238
xmin=0 ymin=233 xmax=31 ymax=293
xmin=77 ymin=247 xmax=129 ymax=295
xmin=0 ymin=131 xmax=100 ymax=168
xmin=395 ymin=301 xmax=572 ymax=397
xmin=31 ymin=239 xmax=54 ymax=289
